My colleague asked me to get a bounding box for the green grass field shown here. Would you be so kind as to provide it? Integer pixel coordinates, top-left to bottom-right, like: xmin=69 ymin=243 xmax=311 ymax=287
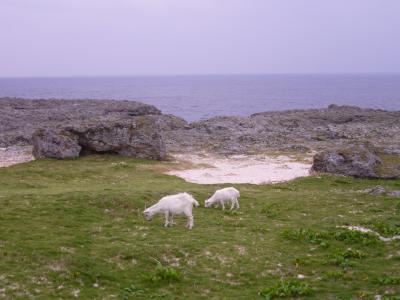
xmin=0 ymin=156 xmax=399 ymax=299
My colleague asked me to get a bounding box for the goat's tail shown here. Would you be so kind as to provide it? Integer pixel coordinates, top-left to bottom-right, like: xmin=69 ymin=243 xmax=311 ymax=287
xmin=184 ymin=193 xmax=200 ymax=207
xmin=234 ymin=188 xmax=240 ymax=198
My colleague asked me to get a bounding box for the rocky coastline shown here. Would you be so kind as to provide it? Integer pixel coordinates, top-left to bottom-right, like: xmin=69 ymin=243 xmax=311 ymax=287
xmin=1 ymin=97 xmax=400 ymax=178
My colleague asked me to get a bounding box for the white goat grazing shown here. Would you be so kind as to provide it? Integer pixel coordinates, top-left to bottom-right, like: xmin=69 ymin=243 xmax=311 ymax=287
xmin=205 ymin=187 xmax=240 ymax=210
xmin=143 ymin=193 xmax=199 ymax=229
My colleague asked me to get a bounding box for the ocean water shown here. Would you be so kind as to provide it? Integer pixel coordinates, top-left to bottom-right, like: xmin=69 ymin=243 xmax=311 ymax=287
xmin=0 ymin=74 xmax=399 ymax=121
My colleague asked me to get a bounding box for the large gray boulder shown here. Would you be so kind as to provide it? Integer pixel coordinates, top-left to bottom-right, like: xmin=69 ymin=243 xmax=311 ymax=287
xmin=32 ymin=129 xmax=81 ymax=159
xmin=311 ymin=144 xmax=382 ymax=178
xmin=70 ymin=116 xmax=166 ymax=160
xmin=32 ymin=116 xmax=166 ymax=160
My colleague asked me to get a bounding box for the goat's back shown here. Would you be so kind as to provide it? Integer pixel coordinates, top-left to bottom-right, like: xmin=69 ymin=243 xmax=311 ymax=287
xmin=159 ymin=193 xmax=198 ymax=210
xmin=214 ymin=187 xmax=240 ymax=198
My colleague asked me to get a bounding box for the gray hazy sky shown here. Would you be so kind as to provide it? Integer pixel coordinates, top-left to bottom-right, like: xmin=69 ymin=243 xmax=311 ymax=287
xmin=1 ymin=0 xmax=400 ymax=77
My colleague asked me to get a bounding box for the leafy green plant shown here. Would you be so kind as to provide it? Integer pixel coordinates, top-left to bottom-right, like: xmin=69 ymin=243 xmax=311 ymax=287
xmin=282 ymin=228 xmax=330 ymax=246
xmin=370 ymin=221 xmax=400 ymax=236
xmin=123 ymin=284 xmax=145 ymax=299
xmin=340 ymin=249 xmax=366 ymax=259
xmin=283 ymin=227 xmax=379 ymax=247
xmin=145 ymin=263 xmax=181 ymax=283
xmin=259 ymin=279 xmax=312 ymax=299
xmin=327 ymin=249 xmax=366 ymax=268
xmin=375 ymin=275 xmax=400 ymax=285
xmin=327 ymin=255 xmax=353 ymax=268
xmin=334 ymin=229 xmax=378 ymax=245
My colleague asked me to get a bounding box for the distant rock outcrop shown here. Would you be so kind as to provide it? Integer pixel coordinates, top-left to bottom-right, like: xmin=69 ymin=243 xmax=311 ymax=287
xmin=162 ymin=104 xmax=400 ymax=155
xmin=1 ymin=98 xmax=400 ymax=163
xmin=0 ymin=98 xmax=161 ymax=147
xmin=311 ymin=144 xmax=384 ymax=178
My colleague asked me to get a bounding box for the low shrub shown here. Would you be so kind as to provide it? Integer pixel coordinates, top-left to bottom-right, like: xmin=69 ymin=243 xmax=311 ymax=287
xmin=145 ymin=263 xmax=181 ymax=283
xmin=327 ymin=249 xmax=366 ymax=268
xmin=259 ymin=279 xmax=312 ymax=299
xmin=375 ymin=275 xmax=400 ymax=285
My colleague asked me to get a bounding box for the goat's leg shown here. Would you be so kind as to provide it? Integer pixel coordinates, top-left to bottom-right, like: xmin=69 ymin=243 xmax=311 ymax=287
xmin=186 ymin=215 xmax=194 ymax=229
xmin=235 ymin=198 xmax=240 ymax=209
xmin=230 ymin=199 xmax=235 ymax=210
xmin=220 ymin=201 xmax=225 ymax=211
xmin=169 ymin=214 xmax=175 ymax=225
xmin=164 ymin=211 xmax=170 ymax=227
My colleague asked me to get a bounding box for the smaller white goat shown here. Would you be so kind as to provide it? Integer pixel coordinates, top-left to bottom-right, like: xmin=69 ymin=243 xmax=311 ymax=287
xmin=143 ymin=193 xmax=199 ymax=229
xmin=205 ymin=187 xmax=240 ymax=210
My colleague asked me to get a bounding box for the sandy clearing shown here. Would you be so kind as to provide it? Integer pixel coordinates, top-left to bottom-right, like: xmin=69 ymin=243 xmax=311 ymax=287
xmin=165 ymin=153 xmax=312 ymax=185
xmin=0 ymin=146 xmax=34 ymax=168
xmin=0 ymin=147 xmax=313 ymax=185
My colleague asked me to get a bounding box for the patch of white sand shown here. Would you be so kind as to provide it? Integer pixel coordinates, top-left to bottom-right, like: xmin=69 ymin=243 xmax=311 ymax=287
xmin=166 ymin=153 xmax=312 ymax=185
xmin=0 ymin=146 xmax=34 ymax=168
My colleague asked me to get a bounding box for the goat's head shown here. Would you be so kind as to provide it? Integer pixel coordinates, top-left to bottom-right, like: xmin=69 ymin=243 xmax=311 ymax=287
xmin=143 ymin=208 xmax=153 ymax=221
xmin=204 ymin=199 xmax=212 ymax=208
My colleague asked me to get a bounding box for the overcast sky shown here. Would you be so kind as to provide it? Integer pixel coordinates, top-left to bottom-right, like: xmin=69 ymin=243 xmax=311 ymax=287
xmin=1 ymin=0 xmax=399 ymax=77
